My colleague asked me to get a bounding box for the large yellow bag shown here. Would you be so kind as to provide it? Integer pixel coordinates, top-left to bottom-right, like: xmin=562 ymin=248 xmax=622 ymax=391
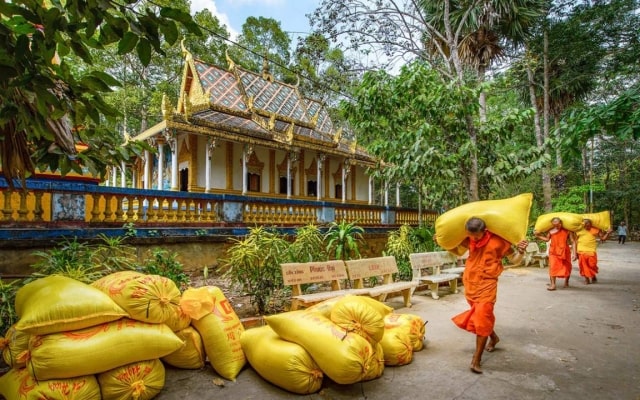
xmin=0 ymin=367 xmax=101 ymax=400
xmin=190 ymin=286 xmax=246 ymax=381
xmin=362 ymin=342 xmax=385 ymax=381
xmin=93 ymin=272 xmax=188 ymax=330
xmin=308 ymin=295 xmax=393 ymax=319
xmin=379 ymin=327 xmax=413 ymax=366
xmin=534 ymin=210 xmax=611 ymax=233
xmin=435 ymin=193 xmax=533 ymax=254
xmin=240 ymin=325 xmax=323 ymax=394
xmin=330 ymin=296 xmax=386 ymax=344
xmin=98 ymin=359 xmax=165 ymax=400
xmin=265 ymin=310 xmax=372 ymax=385
xmin=28 ymin=318 xmax=184 ymax=380
xmin=1 ymin=325 xmax=30 ymax=369
xmin=161 ymin=326 xmax=206 ymax=369
xmin=15 ymin=275 xmax=127 ymax=335
xmin=384 ymin=313 xmax=426 ymax=351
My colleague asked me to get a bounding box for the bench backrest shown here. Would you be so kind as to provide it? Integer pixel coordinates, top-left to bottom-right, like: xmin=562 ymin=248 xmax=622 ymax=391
xmin=345 ymin=256 xmax=398 ymax=286
xmin=281 ymin=260 xmax=348 ymax=295
xmin=409 ymin=251 xmax=457 ymax=271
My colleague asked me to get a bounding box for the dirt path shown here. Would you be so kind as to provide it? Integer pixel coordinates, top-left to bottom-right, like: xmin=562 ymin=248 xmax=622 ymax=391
xmin=159 ymin=241 xmax=640 ymax=400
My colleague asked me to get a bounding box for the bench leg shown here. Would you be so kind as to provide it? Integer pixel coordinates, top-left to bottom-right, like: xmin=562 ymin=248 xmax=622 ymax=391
xmin=290 ymin=299 xmax=301 ymax=311
xmin=401 ymin=289 xmax=412 ymax=308
xmin=450 ymin=279 xmax=458 ymax=294
xmin=429 ymin=282 xmax=440 ymax=300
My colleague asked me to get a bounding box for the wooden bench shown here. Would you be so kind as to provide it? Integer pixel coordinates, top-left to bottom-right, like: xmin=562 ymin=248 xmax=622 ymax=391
xmin=409 ymin=251 xmax=460 ymax=300
xmin=523 ymin=242 xmax=548 ymax=268
xmin=281 ymin=260 xmax=369 ymax=310
xmin=345 ymin=256 xmax=418 ymax=308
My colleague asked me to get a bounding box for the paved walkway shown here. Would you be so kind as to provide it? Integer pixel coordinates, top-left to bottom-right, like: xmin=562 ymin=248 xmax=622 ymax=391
xmin=159 ymin=241 xmax=640 ymax=400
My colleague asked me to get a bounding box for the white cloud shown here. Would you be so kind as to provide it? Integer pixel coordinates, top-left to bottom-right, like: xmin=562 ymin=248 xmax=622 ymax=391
xmin=232 ymin=0 xmax=285 ymax=5
xmin=190 ymin=0 xmax=240 ymax=40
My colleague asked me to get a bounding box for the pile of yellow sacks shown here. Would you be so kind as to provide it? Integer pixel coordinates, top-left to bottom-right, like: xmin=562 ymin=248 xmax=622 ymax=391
xmin=0 ymin=272 xmax=247 ymax=399
xmin=241 ymin=295 xmax=426 ymax=394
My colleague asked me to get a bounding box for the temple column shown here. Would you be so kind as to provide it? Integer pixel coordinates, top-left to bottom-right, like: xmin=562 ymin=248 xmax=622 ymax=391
xmin=242 ymin=144 xmax=253 ymax=195
xmin=157 ymin=141 xmax=164 ymax=190
xmin=368 ymin=176 xmax=373 ymax=205
xmin=317 ymin=154 xmax=326 ymax=201
xmin=120 ymin=161 xmax=126 ymax=188
xmin=205 ymin=138 xmax=216 ymax=193
xmin=396 ymin=183 xmax=401 ymax=207
xmin=384 ymin=181 xmax=389 ymax=206
xmin=143 ymin=149 xmax=150 ymax=190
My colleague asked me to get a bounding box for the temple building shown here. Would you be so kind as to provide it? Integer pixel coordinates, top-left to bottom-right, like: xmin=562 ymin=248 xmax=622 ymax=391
xmin=128 ymin=48 xmax=396 ymax=206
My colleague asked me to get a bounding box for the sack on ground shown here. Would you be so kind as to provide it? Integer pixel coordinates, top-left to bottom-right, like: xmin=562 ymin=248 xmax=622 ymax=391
xmin=240 ymin=325 xmax=323 ymax=394
xmin=330 ymin=296 xmax=386 ymax=344
xmin=161 ymin=326 xmax=206 ymax=369
xmin=93 ymin=272 xmax=188 ymax=329
xmin=1 ymin=324 xmax=30 ymax=369
xmin=384 ymin=313 xmax=426 ymax=351
xmin=435 ymin=193 xmax=533 ymax=255
xmin=379 ymin=327 xmax=414 ymax=366
xmin=15 ymin=275 xmax=127 ymax=335
xmin=362 ymin=342 xmax=385 ymax=381
xmin=190 ymin=286 xmax=246 ymax=381
xmin=28 ymin=318 xmax=183 ymax=380
xmin=265 ymin=310 xmax=372 ymax=385
xmin=0 ymin=367 xmax=100 ymax=400
xmin=98 ymin=359 xmax=165 ymax=400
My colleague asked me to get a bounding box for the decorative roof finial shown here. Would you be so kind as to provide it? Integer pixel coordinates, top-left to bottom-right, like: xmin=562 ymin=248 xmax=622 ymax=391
xmin=261 ymin=48 xmax=274 ymax=82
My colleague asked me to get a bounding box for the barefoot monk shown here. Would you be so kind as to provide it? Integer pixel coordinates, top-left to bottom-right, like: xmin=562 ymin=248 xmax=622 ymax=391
xmin=451 ymin=217 xmax=528 ymax=374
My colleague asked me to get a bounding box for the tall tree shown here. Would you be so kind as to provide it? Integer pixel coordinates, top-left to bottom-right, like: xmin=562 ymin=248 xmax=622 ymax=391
xmin=229 ymin=17 xmax=292 ymax=82
xmin=0 ymin=1 xmax=201 ymax=184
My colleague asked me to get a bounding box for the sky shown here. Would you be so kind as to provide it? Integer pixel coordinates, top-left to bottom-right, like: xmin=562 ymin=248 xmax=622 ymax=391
xmin=190 ymin=0 xmax=319 ymax=41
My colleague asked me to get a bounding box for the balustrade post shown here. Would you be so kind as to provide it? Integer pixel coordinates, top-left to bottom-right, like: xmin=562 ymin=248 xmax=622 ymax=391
xmin=90 ymin=194 xmax=102 ymax=222
xmin=2 ymin=190 xmax=14 ymax=222
xmin=33 ymin=192 xmax=44 ymax=221
xmin=103 ymin=194 xmax=113 ymax=222
xmin=17 ymin=191 xmax=29 ymax=221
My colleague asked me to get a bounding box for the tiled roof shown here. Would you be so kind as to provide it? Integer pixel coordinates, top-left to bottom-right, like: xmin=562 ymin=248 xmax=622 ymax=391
xmin=195 ymin=61 xmax=248 ymax=112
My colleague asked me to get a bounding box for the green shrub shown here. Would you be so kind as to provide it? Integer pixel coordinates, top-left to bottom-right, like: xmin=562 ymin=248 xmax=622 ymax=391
xmin=220 ymin=227 xmax=289 ymax=315
xmin=0 ymin=279 xmax=18 ymax=336
xmin=324 ymin=220 xmax=364 ymax=261
xmin=288 ymin=224 xmax=326 ymax=263
xmin=140 ymin=248 xmax=190 ymax=291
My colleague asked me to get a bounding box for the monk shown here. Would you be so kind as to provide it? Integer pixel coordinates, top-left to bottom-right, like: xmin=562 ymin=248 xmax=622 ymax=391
xmin=574 ymin=218 xmax=612 ymax=284
xmin=535 ymin=217 xmax=576 ymax=290
xmin=452 ymin=217 xmax=528 ymax=374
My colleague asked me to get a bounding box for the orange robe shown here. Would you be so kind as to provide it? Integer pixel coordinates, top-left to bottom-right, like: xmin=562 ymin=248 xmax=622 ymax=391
xmin=548 ymin=228 xmax=572 ymax=278
xmin=576 ymin=227 xmax=600 ymax=279
xmin=452 ymin=234 xmax=511 ymax=337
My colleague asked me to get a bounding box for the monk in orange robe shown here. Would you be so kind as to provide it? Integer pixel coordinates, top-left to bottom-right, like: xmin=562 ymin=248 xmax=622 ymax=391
xmin=574 ymin=218 xmax=612 ymax=284
xmin=535 ymin=217 xmax=576 ymax=290
xmin=452 ymin=217 xmax=527 ymax=374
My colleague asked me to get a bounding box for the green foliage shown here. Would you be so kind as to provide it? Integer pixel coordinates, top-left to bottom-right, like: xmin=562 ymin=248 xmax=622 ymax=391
xmin=324 ymin=220 xmax=365 ymax=261
xmin=140 ymin=248 xmax=190 ymax=292
xmin=195 ymin=229 xmax=208 ymax=237
xmin=384 ymin=224 xmax=437 ymax=281
xmin=0 ymin=1 xmax=202 ymax=183
xmin=288 ymin=224 xmax=327 ymax=263
xmin=220 ymin=227 xmax=290 ymax=314
xmin=0 ymin=279 xmax=18 ymax=336
xmin=123 ymin=222 xmax=137 ymax=238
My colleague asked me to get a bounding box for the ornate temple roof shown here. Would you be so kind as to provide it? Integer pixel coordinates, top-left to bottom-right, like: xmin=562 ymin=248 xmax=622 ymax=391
xmin=133 ymin=49 xmax=376 ymax=166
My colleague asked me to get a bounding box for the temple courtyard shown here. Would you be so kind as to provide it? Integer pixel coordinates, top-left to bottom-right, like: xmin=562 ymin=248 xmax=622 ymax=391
xmin=159 ymin=241 xmax=640 ymax=400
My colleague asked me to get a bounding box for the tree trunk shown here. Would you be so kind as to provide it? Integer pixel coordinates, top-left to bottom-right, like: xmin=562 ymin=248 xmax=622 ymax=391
xmin=540 ymin=29 xmax=552 ymax=211
xmin=554 ymin=114 xmax=563 ymax=168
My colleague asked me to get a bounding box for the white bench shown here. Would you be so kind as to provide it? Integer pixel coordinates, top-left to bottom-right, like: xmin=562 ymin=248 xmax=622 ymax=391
xmin=409 ymin=251 xmax=461 ymax=300
xmin=345 ymin=256 xmax=418 ymax=308
xmin=523 ymin=242 xmax=548 ymax=268
xmin=281 ymin=260 xmax=369 ymax=310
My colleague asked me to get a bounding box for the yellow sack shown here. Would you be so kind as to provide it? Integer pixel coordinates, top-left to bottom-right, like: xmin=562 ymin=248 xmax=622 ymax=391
xmin=180 ymin=287 xmax=215 ymax=320
xmin=330 ymin=296 xmax=386 ymax=344
xmin=435 ymin=193 xmax=533 ymax=255
xmin=98 ymin=359 xmax=165 ymax=400
xmin=240 ymin=325 xmax=323 ymax=394
xmin=308 ymin=295 xmax=393 ymax=319
xmin=92 ymin=273 xmax=186 ymax=328
xmin=15 ymin=275 xmax=127 ymax=335
xmin=0 ymin=367 xmax=100 ymax=400
xmin=28 ymin=318 xmax=183 ymax=380
xmin=265 ymin=310 xmax=372 ymax=385
xmin=161 ymin=326 xmax=206 ymax=369
xmin=191 ymin=286 xmax=246 ymax=381
xmin=362 ymin=342 xmax=385 ymax=381
xmin=379 ymin=327 xmax=413 ymax=366
xmin=2 ymin=325 xmax=30 ymax=369
xmin=384 ymin=313 xmax=426 ymax=351
xmin=534 ymin=210 xmax=611 ymax=233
